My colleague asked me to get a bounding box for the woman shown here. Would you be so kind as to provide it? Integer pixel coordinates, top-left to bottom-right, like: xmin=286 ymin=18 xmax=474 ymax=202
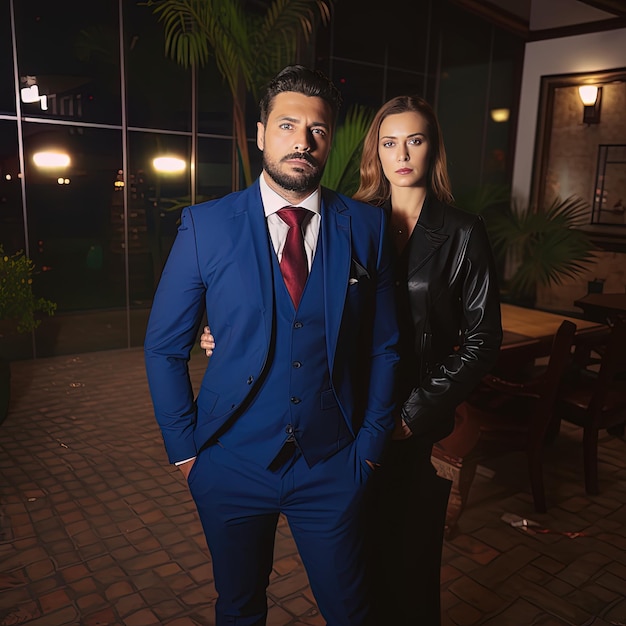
xmin=200 ymin=95 xmax=502 ymax=624
xmin=354 ymin=95 xmax=502 ymax=625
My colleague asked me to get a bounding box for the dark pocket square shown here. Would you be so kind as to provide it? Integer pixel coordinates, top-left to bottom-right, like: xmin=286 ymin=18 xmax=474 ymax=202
xmin=349 ymin=259 xmax=370 ymax=284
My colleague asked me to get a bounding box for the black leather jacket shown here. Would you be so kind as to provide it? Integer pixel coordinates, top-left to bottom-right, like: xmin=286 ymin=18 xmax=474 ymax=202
xmin=398 ymin=196 xmax=503 ymax=444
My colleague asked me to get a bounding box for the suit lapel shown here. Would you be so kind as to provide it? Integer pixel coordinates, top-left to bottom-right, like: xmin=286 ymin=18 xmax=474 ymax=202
xmin=232 ymin=181 xmax=274 ymax=339
xmin=320 ymin=190 xmax=351 ymax=373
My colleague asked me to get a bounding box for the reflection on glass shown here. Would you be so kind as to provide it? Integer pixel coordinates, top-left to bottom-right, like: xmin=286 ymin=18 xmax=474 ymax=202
xmin=33 ymin=151 xmax=71 ymax=168
xmin=128 ymin=132 xmax=191 ymax=306
xmin=23 ymin=123 xmax=125 ymax=319
xmin=592 ymin=145 xmax=626 ymax=226
xmin=124 ymin=2 xmax=191 ymax=132
xmin=0 ymin=121 xmax=25 ymax=254
xmin=14 ymin=0 xmax=121 ymax=125
xmin=153 ymin=156 xmax=186 ymax=173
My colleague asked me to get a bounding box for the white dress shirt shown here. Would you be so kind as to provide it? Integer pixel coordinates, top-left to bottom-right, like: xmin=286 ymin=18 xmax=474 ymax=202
xmin=259 ymin=172 xmax=321 ymax=269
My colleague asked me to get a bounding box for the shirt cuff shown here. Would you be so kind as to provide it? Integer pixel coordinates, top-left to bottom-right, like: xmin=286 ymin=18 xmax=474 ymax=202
xmin=175 ymin=456 xmax=196 ymax=466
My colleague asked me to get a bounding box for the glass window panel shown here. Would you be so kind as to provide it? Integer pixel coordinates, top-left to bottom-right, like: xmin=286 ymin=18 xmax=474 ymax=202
xmin=328 ymin=60 xmax=385 ymax=119
xmin=384 ymin=6 xmax=430 ymax=71
xmin=0 ymin=120 xmax=25 ymax=252
xmin=0 ymin=119 xmax=32 ymax=360
xmin=125 ymin=2 xmax=191 ymax=132
xmin=197 ymin=135 xmax=238 ymax=202
xmin=438 ymin=62 xmax=489 ymax=196
xmin=127 ymin=131 xmax=191 ymax=307
xmin=197 ymin=62 xmax=233 ymax=136
xmin=436 ymin=16 xmax=492 ymax=197
xmin=484 ymin=60 xmax=514 ymax=186
xmin=249 ymin=137 xmax=263 ymax=184
xmin=0 ymin=0 xmax=15 ymax=115
xmin=22 ymin=122 xmax=124 ymax=309
xmin=14 ymin=0 xmax=121 ymax=125
xmin=385 ymin=70 xmax=428 ymax=102
xmin=328 ymin=4 xmax=387 ymax=65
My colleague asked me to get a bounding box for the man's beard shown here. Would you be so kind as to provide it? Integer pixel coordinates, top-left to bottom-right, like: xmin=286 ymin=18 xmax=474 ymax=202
xmin=263 ymin=152 xmax=324 ymax=193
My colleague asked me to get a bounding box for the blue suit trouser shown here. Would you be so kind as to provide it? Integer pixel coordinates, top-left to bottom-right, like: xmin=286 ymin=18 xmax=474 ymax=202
xmin=188 ymin=440 xmax=373 ymax=626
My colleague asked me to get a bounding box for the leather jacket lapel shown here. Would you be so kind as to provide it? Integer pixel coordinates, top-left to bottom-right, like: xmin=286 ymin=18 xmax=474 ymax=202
xmin=407 ymin=195 xmax=448 ymax=278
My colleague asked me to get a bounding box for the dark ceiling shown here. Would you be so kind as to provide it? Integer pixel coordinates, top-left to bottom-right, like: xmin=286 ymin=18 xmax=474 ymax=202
xmin=449 ymin=0 xmax=626 ymax=37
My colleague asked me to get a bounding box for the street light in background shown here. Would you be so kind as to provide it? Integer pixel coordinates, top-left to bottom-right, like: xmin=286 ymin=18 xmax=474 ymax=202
xmin=152 ymin=156 xmax=186 ymax=174
xmin=33 ymin=151 xmax=70 ymax=168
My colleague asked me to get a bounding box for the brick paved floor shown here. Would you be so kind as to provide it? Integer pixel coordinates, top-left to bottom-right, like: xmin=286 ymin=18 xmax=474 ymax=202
xmin=0 ymin=348 xmax=625 ymax=625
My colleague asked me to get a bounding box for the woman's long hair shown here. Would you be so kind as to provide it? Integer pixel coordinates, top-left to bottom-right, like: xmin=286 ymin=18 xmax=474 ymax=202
xmin=353 ymin=95 xmax=453 ymax=206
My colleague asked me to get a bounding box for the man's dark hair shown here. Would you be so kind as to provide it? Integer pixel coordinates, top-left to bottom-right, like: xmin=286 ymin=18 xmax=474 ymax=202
xmin=259 ymin=65 xmax=343 ymax=126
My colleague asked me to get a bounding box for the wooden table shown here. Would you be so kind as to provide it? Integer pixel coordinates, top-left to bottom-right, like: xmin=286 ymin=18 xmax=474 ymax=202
xmin=574 ymin=292 xmax=626 ymax=324
xmin=432 ymin=303 xmax=607 ymax=537
xmin=498 ymin=303 xmax=607 ymax=369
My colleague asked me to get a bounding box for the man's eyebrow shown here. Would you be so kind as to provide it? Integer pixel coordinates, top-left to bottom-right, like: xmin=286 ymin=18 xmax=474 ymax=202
xmin=277 ymin=115 xmax=330 ymax=130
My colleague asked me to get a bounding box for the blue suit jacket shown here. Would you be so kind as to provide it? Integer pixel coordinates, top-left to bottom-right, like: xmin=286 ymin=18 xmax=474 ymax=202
xmin=144 ymin=180 xmax=400 ymax=467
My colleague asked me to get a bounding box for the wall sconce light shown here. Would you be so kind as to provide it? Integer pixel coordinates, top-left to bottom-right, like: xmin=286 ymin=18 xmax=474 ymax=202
xmin=490 ymin=108 xmax=510 ymax=123
xmin=578 ymin=85 xmax=602 ymax=124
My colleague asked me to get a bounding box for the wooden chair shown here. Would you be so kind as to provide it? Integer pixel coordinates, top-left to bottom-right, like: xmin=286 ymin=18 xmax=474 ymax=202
xmin=554 ymin=315 xmax=626 ymax=495
xmin=432 ymin=320 xmax=577 ymax=537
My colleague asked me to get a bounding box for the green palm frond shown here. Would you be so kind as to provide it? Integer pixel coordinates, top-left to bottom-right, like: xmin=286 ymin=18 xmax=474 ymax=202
xmin=252 ymin=0 xmax=332 ymax=93
xmin=488 ymin=195 xmax=597 ymax=299
xmin=143 ymin=0 xmax=214 ymax=68
xmin=142 ymin=0 xmax=335 ymax=188
xmin=321 ymin=104 xmax=375 ymax=196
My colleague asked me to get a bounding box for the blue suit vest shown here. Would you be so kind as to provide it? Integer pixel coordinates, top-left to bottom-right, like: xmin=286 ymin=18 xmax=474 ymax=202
xmin=218 ymin=236 xmax=352 ymax=468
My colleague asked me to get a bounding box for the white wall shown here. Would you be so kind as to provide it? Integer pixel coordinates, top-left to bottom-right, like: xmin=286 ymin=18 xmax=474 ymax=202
xmin=511 ymin=27 xmax=626 ymax=205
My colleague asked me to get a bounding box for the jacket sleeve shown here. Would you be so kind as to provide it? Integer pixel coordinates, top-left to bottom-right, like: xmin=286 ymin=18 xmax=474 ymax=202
xmin=355 ymin=208 xmax=401 ymax=463
xmin=401 ymin=216 xmax=502 ymax=441
xmin=144 ymin=207 xmax=207 ymax=464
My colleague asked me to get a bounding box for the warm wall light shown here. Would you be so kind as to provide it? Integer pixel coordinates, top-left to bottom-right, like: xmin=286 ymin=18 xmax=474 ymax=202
xmin=153 ymin=156 xmax=186 ymax=173
xmin=490 ymin=108 xmax=510 ymax=123
xmin=33 ymin=151 xmax=71 ymax=168
xmin=578 ymin=85 xmax=602 ymax=124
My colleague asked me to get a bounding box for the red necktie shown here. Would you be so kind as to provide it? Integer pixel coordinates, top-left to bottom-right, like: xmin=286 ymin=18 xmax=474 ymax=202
xmin=277 ymin=207 xmax=309 ymax=308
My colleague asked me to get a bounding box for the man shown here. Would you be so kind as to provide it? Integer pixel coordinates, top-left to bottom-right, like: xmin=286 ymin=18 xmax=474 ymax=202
xmin=144 ymin=65 xmax=399 ymax=626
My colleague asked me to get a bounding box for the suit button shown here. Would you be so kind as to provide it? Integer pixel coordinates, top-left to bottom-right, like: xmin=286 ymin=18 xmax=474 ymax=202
xmin=290 ymin=397 xmax=300 ymax=404
xmin=285 ymin=424 xmax=294 ymax=434
xmin=292 ymin=361 xmax=302 ymax=368
xmin=294 ymin=321 xmax=303 ymax=329
xmin=247 ymin=376 xmax=254 ymax=384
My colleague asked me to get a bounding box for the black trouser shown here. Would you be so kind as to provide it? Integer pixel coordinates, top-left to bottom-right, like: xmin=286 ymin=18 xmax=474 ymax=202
xmin=365 ymin=437 xmax=452 ymax=626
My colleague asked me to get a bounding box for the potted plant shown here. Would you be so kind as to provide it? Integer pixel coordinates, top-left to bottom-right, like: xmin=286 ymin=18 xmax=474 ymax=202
xmin=489 ymin=195 xmax=597 ymax=305
xmin=461 ymin=190 xmax=597 ymax=306
xmin=0 ymin=244 xmax=56 ymax=425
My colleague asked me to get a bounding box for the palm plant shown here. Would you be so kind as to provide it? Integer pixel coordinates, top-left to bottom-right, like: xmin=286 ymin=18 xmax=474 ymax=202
xmin=459 ymin=188 xmax=597 ymax=302
xmin=320 ymin=104 xmax=374 ymax=197
xmin=487 ymin=195 xmax=597 ymax=302
xmin=142 ymin=0 xmax=335 ymax=188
